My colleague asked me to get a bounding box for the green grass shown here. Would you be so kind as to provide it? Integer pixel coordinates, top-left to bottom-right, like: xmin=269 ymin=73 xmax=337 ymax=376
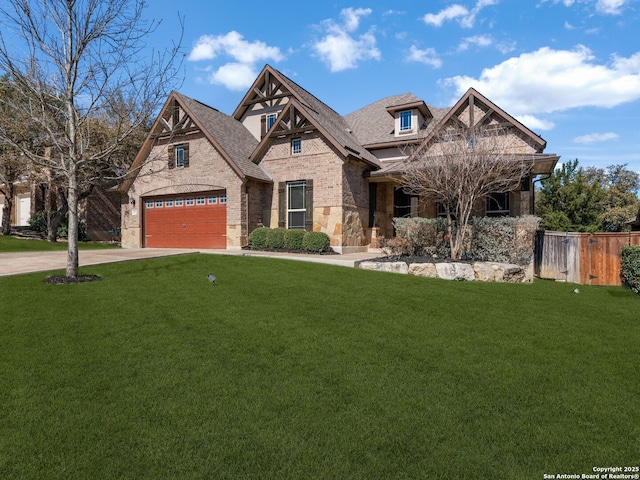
xmin=0 ymin=254 xmax=638 ymax=479
xmin=0 ymin=235 xmax=119 ymax=252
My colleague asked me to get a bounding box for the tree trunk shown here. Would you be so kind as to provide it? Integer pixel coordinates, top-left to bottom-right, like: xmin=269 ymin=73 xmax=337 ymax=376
xmin=1 ymin=184 xmax=14 ymax=235
xmin=46 ymin=186 xmax=68 ymax=242
xmin=66 ymin=165 xmax=79 ymax=279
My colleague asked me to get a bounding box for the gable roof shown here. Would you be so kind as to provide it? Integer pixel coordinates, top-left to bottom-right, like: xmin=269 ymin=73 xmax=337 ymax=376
xmin=235 ymin=65 xmax=380 ymax=168
xmin=420 ymin=88 xmax=547 ymax=152
xmin=173 ymin=92 xmax=269 ymax=181
xmin=121 ymin=91 xmax=270 ymax=192
xmin=345 ymin=94 xmax=449 ymax=148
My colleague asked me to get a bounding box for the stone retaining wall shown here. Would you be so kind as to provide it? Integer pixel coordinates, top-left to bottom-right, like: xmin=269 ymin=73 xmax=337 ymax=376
xmin=357 ymin=260 xmax=533 ymax=283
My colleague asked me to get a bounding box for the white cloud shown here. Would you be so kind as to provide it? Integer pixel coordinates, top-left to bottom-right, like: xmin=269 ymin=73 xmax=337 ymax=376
xmin=422 ymin=0 xmax=498 ymax=28
xmin=208 ymin=63 xmax=258 ymax=91
xmin=340 ymin=7 xmax=372 ymax=32
xmin=458 ymin=35 xmax=493 ymax=51
xmin=188 ymin=31 xmax=284 ymax=90
xmin=407 ymin=46 xmax=442 ymax=68
xmin=313 ymin=8 xmax=381 ymax=72
xmin=543 ymin=0 xmax=630 ymax=14
xmin=515 ymin=115 xmax=556 ymax=131
xmin=443 ymin=45 xmax=640 ymax=126
xmin=573 ymin=132 xmax=620 ymax=143
xmin=188 ymin=31 xmax=283 ymax=63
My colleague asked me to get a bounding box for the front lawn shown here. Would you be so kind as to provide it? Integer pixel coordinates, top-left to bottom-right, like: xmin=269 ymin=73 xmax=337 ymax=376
xmin=0 ymin=254 xmax=638 ymax=479
xmin=0 ymin=235 xmax=119 ymax=252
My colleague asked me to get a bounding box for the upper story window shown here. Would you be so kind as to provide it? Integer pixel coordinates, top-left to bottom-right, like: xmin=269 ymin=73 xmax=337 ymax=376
xmin=175 ymin=145 xmax=185 ymax=167
xmin=266 ymin=113 xmax=277 ymax=130
xmin=399 ymin=110 xmax=413 ymax=132
xmin=168 ymin=143 xmax=189 ymax=169
xmin=292 ymin=138 xmax=302 ymax=155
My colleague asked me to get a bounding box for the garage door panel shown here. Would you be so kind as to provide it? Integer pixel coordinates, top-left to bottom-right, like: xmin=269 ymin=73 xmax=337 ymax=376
xmin=144 ymin=192 xmax=227 ymax=248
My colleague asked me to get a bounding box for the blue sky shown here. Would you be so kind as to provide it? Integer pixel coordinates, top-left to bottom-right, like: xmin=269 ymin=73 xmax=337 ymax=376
xmin=151 ymin=0 xmax=640 ymax=172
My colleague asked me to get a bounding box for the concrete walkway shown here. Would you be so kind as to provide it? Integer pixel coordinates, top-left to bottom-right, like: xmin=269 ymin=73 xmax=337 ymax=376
xmin=0 ymin=248 xmax=382 ymax=277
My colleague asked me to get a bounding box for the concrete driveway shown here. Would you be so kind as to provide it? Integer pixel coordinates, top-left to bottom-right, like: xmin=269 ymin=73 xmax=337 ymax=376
xmin=0 ymin=248 xmax=198 ymax=277
xmin=0 ymin=248 xmax=381 ymax=276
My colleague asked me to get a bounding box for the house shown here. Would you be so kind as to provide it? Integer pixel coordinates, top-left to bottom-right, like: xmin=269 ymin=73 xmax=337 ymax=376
xmin=0 ymin=179 xmax=120 ymax=241
xmin=120 ymin=64 xmax=559 ymax=253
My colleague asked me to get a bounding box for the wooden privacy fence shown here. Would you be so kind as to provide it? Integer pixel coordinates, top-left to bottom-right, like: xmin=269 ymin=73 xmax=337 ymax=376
xmin=534 ymin=231 xmax=640 ymax=286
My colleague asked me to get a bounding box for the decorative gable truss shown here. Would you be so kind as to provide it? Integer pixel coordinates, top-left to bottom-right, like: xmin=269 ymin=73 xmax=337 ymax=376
xmin=268 ymin=103 xmax=317 ymax=139
xmin=155 ymin=99 xmax=199 ymax=140
xmin=417 ymin=88 xmax=546 ymax=156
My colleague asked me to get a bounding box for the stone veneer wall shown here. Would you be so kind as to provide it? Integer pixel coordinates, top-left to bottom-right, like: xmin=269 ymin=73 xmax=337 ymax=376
xmin=357 ymin=260 xmax=534 ymax=283
xmin=260 ymin=133 xmax=372 ymax=250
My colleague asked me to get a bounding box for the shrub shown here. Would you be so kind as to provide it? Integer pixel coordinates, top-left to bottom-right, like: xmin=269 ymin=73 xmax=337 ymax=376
xmin=28 ymin=211 xmax=87 ymax=240
xmin=390 ymin=215 xmax=539 ymax=264
xmin=302 ymin=231 xmax=331 ymax=252
xmin=284 ymin=229 xmax=306 ymax=251
xmin=381 ymin=237 xmax=409 ymax=259
xmin=392 ymin=217 xmax=450 ymax=258
xmin=248 ymin=227 xmax=270 ymax=250
xmin=621 ymin=245 xmax=640 ymax=294
xmin=265 ymin=228 xmax=287 ymax=250
xmin=469 ymin=216 xmax=539 ymax=265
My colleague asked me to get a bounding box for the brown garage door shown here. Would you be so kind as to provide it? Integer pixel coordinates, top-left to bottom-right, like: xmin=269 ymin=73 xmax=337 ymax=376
xmin=144 ymin=192 xmax=227 ymax=248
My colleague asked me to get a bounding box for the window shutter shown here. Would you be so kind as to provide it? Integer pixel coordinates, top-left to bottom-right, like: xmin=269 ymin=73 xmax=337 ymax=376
xmin=183 ymin=143 xmax=189 ymax=168
xmin=278 ymin=182 xmax=286 ymax=228
xmin=305 ymin=179 xmax=313 ymax=231
xmin=261 ymin=115 xmax=267 ymax=139
xmin=168 ymin=145 xmax=175 ymax=169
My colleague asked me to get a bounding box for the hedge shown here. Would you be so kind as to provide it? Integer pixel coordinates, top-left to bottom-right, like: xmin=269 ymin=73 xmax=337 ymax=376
xmin=621 ymin=245 xmax=640 ymax=294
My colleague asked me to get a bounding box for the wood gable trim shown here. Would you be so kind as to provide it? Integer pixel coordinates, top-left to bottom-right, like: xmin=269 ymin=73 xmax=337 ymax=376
xmin=120 ymin=91 xmax=246 ymax=194
xmin=413 ymin=88 xmax=547 ymax=158
xmin=249 ymin=98 xmax=349 ymax=162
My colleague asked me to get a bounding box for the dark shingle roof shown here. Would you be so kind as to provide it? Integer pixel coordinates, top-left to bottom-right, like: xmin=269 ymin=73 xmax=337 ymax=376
xmin=175 ymin=92 xmax=271 ymax=182
xmin=345 ymin=94 xmax=449 ymax=147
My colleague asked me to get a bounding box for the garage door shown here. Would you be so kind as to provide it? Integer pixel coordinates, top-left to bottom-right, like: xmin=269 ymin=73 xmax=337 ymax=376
xmin=143 ymin=192 xmax=227 ymax=248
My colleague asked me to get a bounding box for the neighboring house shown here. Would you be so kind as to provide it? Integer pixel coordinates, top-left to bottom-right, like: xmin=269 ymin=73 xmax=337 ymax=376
xmin=121 ymin=64 xmax=559 ymax=253
xmin=0 ymin=179 xmax=120 ymax=240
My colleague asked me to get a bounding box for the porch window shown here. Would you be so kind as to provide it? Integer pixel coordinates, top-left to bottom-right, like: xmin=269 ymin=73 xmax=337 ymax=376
xmin=486 ymin=192 xmax=510 ymax=217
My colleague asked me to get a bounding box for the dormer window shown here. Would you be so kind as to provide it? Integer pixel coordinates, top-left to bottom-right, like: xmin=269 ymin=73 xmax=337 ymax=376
xmin=399 ymin=110 xmax=413 ymax=132
xmin=266 ymin=113 xmax=277 ymax=130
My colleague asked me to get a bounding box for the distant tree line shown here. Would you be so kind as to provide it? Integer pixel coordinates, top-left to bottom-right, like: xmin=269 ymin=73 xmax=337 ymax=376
xmin=536 ymin=159 xmax=640 ymax=232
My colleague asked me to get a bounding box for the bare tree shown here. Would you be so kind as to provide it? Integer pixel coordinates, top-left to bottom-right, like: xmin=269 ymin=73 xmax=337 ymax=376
xmin=399 ymin=125 xmax=533 ymax=260
xmin=0 ymin=0 xmax=182 ymax=278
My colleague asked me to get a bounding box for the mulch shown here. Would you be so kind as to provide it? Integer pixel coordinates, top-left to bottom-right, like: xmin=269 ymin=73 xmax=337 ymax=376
xmin=45 ymin=274 xmax=102 ymax=284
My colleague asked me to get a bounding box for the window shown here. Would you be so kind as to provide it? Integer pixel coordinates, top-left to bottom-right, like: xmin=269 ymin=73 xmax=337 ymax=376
xmin=486 ymin=192 xmax=510 ymax=217
xmin=266 ymin=113 xmax=277 ymax=131
xmin=176 ymin=145 xmax=185 ymax=168
xmin=219 ymin=194 xmax=227 ymax=204
xmin=399 ymin=110 xmax=413 ymax=132
xmin=155 ymin=199 xmax=163 ymax=208
xmin=287 ymin=181 xmax=306 ymax=229
xmin=196 ymin=196 xmax=205 ymax=205
xmin=186 ymin=196 xmax=195 ymax=206
xmin=169 ymin=143 xmax=189 ymax=169
xmin=145 ymin=200 xmax=154 ymax=209
xmin=165 ymin=199 xmax=174 ymax=208
xmin=292 ymin=138 xmax=302 ymax=155
xmin=207 ymin=195 xmax=217 ymax=205
xmin=175 ymin=197 xmax=183 ymax=207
